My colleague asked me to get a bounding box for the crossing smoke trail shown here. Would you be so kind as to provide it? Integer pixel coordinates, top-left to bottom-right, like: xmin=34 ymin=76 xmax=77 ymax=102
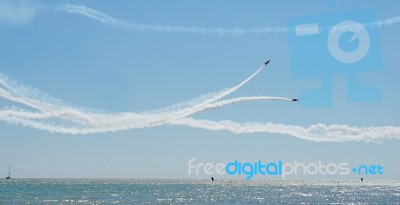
xmin=0 ymin=64 xmax=268 ymax=127
xmin=1 ymin=67 xmax=400 ymax=142
xmin=0 ymin=96 xmax=290 ymax=121
xmin=0 ymin=95 xmax=290 ymax=129
xmin=0 ymin=96 xmax=290 ymax=134
xmin=1 ymin=103 xmax=400 ymax=142
xmin=0 ymin=64 xmax=291 ymax=132
xmin=1 ymin=4 xmax=399 ymax=141
xmin=57 ymin=3 xmax=400 ymax=35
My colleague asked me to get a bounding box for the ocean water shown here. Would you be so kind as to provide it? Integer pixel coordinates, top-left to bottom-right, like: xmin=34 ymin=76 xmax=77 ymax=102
xmin=0 ymin=179 xmax=399 ymax=204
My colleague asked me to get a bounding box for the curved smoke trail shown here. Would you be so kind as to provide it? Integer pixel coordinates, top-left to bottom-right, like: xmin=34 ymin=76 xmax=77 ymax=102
xmin=56 ymin=4 xmax=287 ymax=35
xmin=57 ymin=3 xmax=400 ymax=35
xmin=0 ymin=96 xmax=290 ymax=134
xmin=0 ymin=96 xmax=290 ymax=121
xmin=1 ymin=67 xmax=400 ymax=142
xmin=1 ymin=4 xmax=399 ymax=141
xmin=0 ymin=64 xmax=292 ymax=133
xmin=0 ymin=64 xmax=268 ymax=128
xmin=169 ymin=118 xmax=400 ymax=142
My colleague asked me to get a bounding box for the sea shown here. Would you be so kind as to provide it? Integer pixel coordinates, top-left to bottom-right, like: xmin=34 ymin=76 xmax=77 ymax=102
xmin=0 ymin=179 xmax=399 ymax=204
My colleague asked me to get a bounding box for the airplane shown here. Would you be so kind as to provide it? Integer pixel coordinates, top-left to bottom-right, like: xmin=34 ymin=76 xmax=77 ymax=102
xmin=292 ymin=98 xmax=299 ymax=102
xmin=264 ymin=60 xmax=271 ymax=65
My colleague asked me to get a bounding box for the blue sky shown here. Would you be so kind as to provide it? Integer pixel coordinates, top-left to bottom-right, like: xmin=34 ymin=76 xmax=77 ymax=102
xmin=0 ymin=0 xmax=399 ymax=179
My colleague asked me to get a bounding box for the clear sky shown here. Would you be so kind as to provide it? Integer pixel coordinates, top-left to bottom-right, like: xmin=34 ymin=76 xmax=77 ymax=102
xmin=0 ymin=0 xmax=399 ymax=179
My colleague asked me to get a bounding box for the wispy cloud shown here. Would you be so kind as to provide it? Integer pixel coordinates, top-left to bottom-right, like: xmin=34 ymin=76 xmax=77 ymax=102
xmin=0 ymin=0 xmax=45 ymax=26
xmin=15 ymin=164 xmax=32 ymax=169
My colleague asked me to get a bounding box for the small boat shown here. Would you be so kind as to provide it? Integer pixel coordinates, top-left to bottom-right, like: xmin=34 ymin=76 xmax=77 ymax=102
xmin=5 ymin=164 xmax=11 ymax=179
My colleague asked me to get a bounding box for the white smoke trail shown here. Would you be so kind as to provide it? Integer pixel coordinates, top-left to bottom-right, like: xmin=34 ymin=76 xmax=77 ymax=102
xmin=56 ymin=4 xmax=287 ymax=35
xmin=376 ymin=16 xmax=400 ymax=27
xmin=169 ymin=118 xmax=400 ymax=142
xmin=0 ymin=64 xmax=268 ymax=127
xmin=0 ymin=96 xmax=290 ymax=134
xmin=57 ymin=3 xmax=400 ymax=35
xmin=0 ymin=96 xmax=290 ymax=121
xmin=1 ymin=68 xmax=399 ymax=142
xmin=1 ymin=63 xmax=289 ymax=132
xmin=1 ymin=81 xmax=290 ymax=132
xmin=2 ymin=73 xmax=400 ymax=142
xmin=1 ymin=106 xmax=400 ymax=142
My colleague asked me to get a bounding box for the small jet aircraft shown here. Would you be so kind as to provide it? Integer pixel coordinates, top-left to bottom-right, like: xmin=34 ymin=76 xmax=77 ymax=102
xmin=264 ymin=60 xmax=271 ymax=65
xmin=292 ymin=98 xmax=299 ymax=102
